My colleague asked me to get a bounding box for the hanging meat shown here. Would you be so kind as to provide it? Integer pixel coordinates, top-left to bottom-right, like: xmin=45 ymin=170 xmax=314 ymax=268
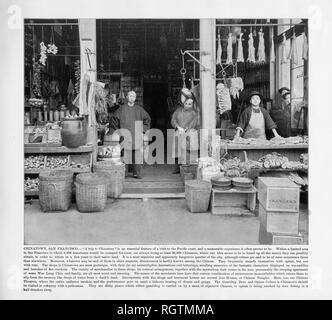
xmin=217 ymin=33 xmax=222 ymax=66
xmin=228 ymin=77 xmax=244 ymax=99
xmin=257 ymin=29 xmax=266 ymax=62
xmin=226 ymin=33 xmax=233 ymax=64
xmin=302 ymin=32 xmax=308 ymax=60
xmin=270 ymin=35 xmax=275 ymax=63
xmin=281 ymin=33 xmax=288 ymax=64
xmin=288 ymin=33 xmax=299 ymax=65
xmin=237 ymin=32 xmax=244 ymax=62
xmin=247 ymin=32 xmax=256 ymax=63
xmin=216 ymin=83 xmax=232 ymax=115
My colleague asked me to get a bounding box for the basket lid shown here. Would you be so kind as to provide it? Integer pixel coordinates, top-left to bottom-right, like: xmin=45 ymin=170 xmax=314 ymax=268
xmin=76 ymin=173 xmax=109 ymax=185
xmin=232 ymin=177 xmax=253 ymax=187
xmin=211 ymin=177 xmax=231 ymax=185
xmin=185 ymin=179 xmax=211 ymax=188
xmin=39 ymin=170 xmax=73 ymax=181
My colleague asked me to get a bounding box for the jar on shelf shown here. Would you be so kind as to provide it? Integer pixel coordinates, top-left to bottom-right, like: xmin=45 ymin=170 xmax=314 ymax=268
xmin=59 ymin=105 xmax=66 ymax=120
xmin=38 ymin=110 xmax=43 ymax=122
xmin=43 ymin=103 xmax=49 ymax=122
xmin=54 ymin=110 xmax=60 ymax=121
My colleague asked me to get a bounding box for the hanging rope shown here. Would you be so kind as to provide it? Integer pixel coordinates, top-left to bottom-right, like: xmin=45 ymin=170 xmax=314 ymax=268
xmin=180 ymin=52 xmax=187 ymax=88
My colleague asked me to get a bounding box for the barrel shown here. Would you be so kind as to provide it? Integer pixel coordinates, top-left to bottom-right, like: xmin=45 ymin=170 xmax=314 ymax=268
xmin=61 ymin=117 xmax=87 ymax=148
xmin=93 ymin=162 xmax=125 ymax=198
xmin=185 ymin=179 xmax=212 ymax=213
xmin=39 ymin=170 xmax=73 ymax=212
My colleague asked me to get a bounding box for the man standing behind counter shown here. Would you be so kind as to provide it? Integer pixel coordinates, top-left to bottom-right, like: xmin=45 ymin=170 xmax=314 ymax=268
xmin=234 ymin=91 xmax=281 ymax=140
xmin=111 ymin=91 xmax=151 ymax=179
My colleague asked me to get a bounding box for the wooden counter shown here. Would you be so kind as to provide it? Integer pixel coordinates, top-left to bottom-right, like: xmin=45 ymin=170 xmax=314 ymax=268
xmin=221 ymin=143 xmax=308 ymax=161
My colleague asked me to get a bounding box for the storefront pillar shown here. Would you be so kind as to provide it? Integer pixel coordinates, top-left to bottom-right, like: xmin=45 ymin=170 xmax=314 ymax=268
xmin=199 ymin=19 xmax=216 ymax=155
xmin=78 ymin=19 xmax=98 ymax=160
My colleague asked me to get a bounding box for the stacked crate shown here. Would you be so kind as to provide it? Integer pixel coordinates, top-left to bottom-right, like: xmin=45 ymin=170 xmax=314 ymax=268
xmin=257 ymin=177 xmax=304 ymax=245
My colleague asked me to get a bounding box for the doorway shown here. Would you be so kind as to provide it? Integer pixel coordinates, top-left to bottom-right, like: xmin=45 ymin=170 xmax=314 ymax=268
xmin=143 ymin=81 xmax=169 ymax=134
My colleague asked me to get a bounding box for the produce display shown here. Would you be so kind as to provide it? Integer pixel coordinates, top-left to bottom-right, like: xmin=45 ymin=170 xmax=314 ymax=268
xmin=259 ymin=153 xmax=289 ymax=169
xmin=98 ymin=145 xmax=121 ymax=158
xmin=64 ymin=114 xmax=81 ymax=120
xmin=228 ymin=135 xmax=308 ymax=145
xmin=300 ymin=153 xmax=308 ymax=165
xmin=258 ymin=153 xmax=308 ymax=170
xmin=24 ymin=177 xmax=39 ymax=192
xmin=45 ymin=156 xmax=69 ymax=168
xmin=28 ymin=98 xmax=44 ymax=108
xmin=25 ymin=155 xmax=45 ymax=169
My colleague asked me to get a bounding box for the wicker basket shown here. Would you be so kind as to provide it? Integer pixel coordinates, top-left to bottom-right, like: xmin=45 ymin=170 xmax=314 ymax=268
xmin=75 ymin=173 xmax=108 ymax=212
xmin=39 ymin=170 xmax=73 ymax=212
xmin=93 ymin=162 xmax=125 ymax=198
xmin=180 ymin=164 xmax=198 ymax=182
xmin=185 ymin=179 xmax=212 ymax=213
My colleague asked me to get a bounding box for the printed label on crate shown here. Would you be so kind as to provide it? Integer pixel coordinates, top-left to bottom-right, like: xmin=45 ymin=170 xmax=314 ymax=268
xmin=267 ymin=188 xmax=299 ymax=211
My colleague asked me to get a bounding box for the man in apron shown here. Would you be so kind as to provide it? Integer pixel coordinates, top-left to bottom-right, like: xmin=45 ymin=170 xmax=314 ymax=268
xmin=235 ymin=91 xmax=281 ymax=140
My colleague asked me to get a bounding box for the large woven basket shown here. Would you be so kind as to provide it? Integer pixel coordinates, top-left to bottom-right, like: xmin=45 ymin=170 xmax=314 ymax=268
xmin=93 ymin=162 xmax=125 ymax=198
xmin=185 ymin=179 xmax=212 ymax=213
xmin=39 ymin=170 xmax=73 ymax=212
xmin=75 ymin=173 xmax=108 ymax=212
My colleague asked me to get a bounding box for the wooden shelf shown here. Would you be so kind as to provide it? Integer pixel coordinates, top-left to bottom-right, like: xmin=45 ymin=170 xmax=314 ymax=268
xmin=25 ymin=167 xmax=91 ymax=174
xmin=24 ymin=145 xmax=94 ymax=154
xmin=223 ymin=143 xmax=308 ymax=150
xmin=24 ymin=190 xmax=38 ymax=196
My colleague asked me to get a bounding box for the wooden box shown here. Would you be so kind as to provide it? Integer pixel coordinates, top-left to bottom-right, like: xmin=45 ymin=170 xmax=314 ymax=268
xmin=259 ymin=203 xmax=299 ymax=235
xmin=258 ymin=177 xmax=300 ymax=212
xmin=272 ymin=233 xmax=304 ymax=245
xmin=211 ymin=187 xmax=256 ymax=215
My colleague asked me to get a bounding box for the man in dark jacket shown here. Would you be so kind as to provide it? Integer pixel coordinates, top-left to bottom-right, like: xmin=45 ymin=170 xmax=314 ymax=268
xmin=111 ymin=91 xmax=151 ymax=179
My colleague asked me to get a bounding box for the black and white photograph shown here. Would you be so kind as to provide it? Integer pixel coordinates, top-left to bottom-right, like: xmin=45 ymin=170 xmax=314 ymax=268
xmin=2 ymin=0 xmax=332 ymax=301
xmin=23 ymin=17 xmax=309 ymax=245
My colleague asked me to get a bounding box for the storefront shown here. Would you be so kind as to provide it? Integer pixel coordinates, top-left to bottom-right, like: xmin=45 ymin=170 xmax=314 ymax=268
xmin=24 ymin=18 xmax=308 ymax=244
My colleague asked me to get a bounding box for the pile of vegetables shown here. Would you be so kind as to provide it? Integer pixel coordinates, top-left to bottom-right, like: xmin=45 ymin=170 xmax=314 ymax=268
xmin=231 ymin=136 xmax=308 ymax=146
xmin=64 ymin=114 xmax=81 ymax=119
xmin=71 ymin=161 xmax=90 ymax=169
xmin=24 ymin=177 xmax=39 ymax=192
xmin=259 ymin=153 xmax=288 ymax=169
xmin=28 ymin=98 xmax=44 ymax=108
xmin=25 ymin=155 xmax=45 ymax=169
xmin=45 ymin=156 xmax=69 ymax=168
xmin=300 ymin=153 xmax=308 ymax=165
xmin=98 ymin=145 xmax=121 ymax=158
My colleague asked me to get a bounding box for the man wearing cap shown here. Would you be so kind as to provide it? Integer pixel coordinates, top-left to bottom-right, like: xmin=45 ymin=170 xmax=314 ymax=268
xmin=235 ymin=91 xmax=281 ymax=140
xmin=278 ymin=86 xmax=290 ymax=110
xmin=270 ymin=90 xmax=292 ymax=137
xmin=111 ymin=90 xmax=151 ymax=179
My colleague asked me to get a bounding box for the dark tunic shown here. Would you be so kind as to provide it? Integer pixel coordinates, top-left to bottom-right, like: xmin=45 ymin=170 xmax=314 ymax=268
xmin=112 ymin=103 xmax=151 ymax=149
xmin=171 ymin=107 xmax=200 ymax=130
xmin=237 ymin=106 xmax=276 ymax=135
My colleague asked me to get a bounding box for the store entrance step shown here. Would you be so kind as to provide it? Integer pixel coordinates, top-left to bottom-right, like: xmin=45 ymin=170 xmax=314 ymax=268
xmin=123 ymin=180 xmax=185 ymax=194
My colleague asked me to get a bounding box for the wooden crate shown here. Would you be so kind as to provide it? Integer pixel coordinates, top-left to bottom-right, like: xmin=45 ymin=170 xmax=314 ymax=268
xmin=211 ymin=187 xmax=257 ymax=215
xmin=272 ymin=233 xmax=304 ymax=245
xmin=259 ymin=203 xmax=299 ymax=235
xmin=258 ymin=177 xmax=300 ymax=212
